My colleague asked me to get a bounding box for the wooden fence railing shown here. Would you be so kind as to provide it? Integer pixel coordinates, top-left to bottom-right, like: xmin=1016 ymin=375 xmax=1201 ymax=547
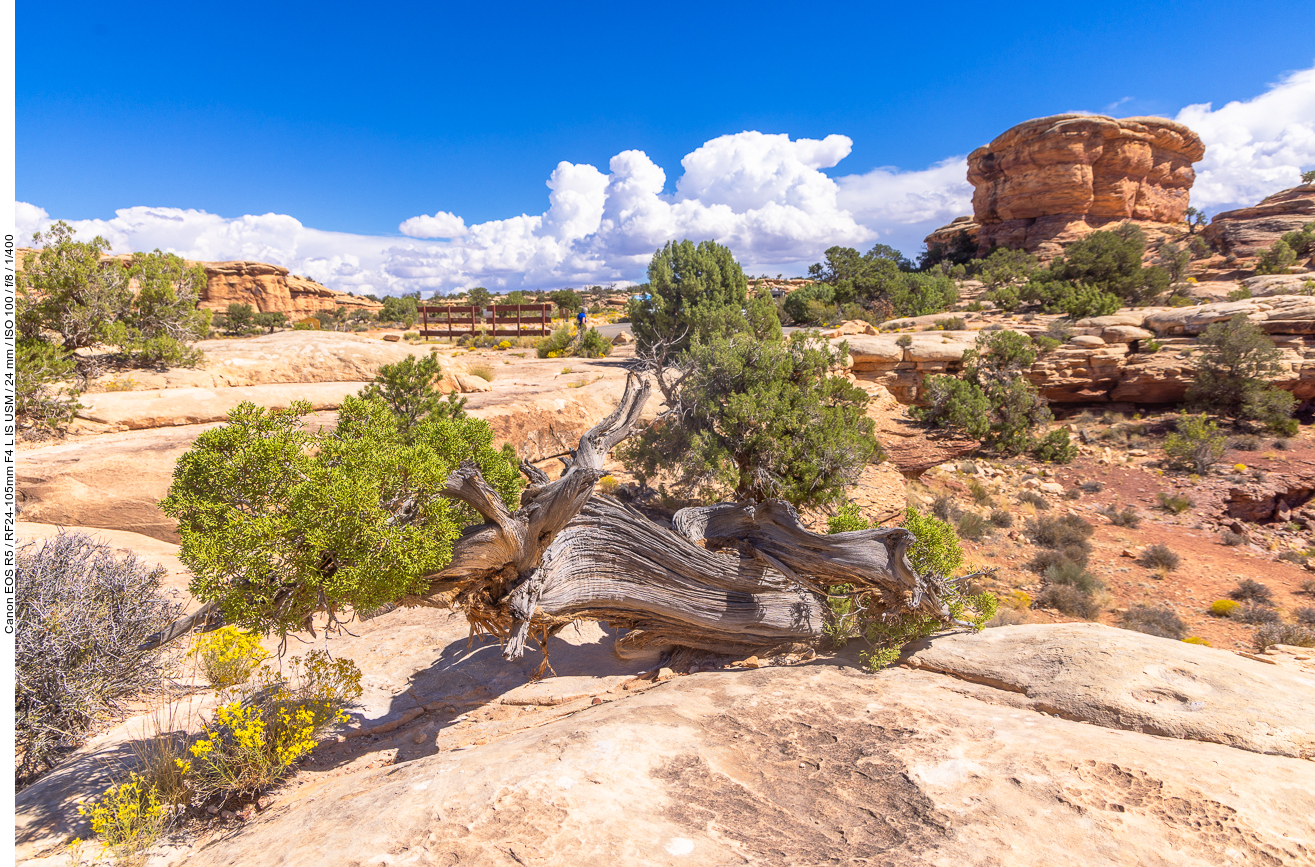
xmin=417 ymin=303 xmax=556 ymax=339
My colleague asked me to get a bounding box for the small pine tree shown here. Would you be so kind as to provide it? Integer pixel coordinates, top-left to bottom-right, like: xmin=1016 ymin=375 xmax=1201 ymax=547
xmin=1188 ymin=314 xmax=1297 ymax=434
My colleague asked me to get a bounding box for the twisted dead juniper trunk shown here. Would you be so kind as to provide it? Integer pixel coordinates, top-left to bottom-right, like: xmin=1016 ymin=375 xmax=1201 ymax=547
xmin=409 ymin=373 xmax=952 ymax=661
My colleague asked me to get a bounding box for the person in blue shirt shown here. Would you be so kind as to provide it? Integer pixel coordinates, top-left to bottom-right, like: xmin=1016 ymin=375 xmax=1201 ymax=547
xmin=576 ymin=308 xmax=587 ymax=331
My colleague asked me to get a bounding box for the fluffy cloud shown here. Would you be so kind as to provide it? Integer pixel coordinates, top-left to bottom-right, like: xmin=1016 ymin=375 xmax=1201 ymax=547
xmin=17 ymin=66 xmax=1315 ymax=294
xmin=1177 ymin=65 xmax=1315 ymax=212
xmin=397 ymin=211 xmax=467 ymax=238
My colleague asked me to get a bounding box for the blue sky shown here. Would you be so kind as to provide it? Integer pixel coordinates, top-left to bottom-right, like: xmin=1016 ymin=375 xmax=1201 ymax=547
xmin=16 ymin=1 xmax=1315 ymax=293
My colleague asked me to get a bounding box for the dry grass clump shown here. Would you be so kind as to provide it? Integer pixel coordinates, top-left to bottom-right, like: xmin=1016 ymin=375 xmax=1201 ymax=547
xmin=1138 ymin=544 xmax=1181 ymax=572
xmin=1121 ymin=605 xmax=1187 ymax=640
xmin=467 ymin=363 xmax=495 ymax=382
xmin=955 ymin=511 xmax=990 ymax=541
xmin=967 ymin=479 xmax=993 ymax=506
xmin=1018 ymin=490 xmax=1050 ymax=510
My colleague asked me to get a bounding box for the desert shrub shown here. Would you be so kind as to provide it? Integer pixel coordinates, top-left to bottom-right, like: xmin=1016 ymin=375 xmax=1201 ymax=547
xmin=630 ymin=239 xmax=760 ymax=361
xmin=1229 ymin=578 xmax=1275 ymax=606
xmin=1293 ymin=607 xmax=1315 ymax=626
xmin=955 ymin=511 xmax=990 ymax=541
xmin=188 ymin=626 xmax=270 ymax=690
xmin=15 ymin=532 xmax=181 ymax=784
xmin=15 ymin=338 xmax=82 ymax=434
xmin=826 ymin=502 xmax=871 ymax=534
xmin=1002 ymin=589 xmax=1033 ymax=610
xmin=1099 ymin=505 xmax=1141 ymax=528
xmin=988 ymin=508 xmax=1014 ymax=528
xmin=1189 ymin=314 xmax=1297 ymax=435
xmin=1063 ymin=487 xmax=1081 ymax=500
xmin=1028 ymin=225 xmax=1170 ymax=307
xmin=1255 ymin=239 xmax=1297 ymax=275
xmin=622 ymin=333 xmax=881 ymax=509
xmin=1018 ymin=490 xmax=1050 ymax=510
xmin=1230 ymin=435 xmax=1261 ymax=451
xmin=1254 ymin=623 xmax=1315 ymax=650
xmin=184 ymin=651 xmax=362 ymax=806
xmin=916 ymin=330 xmax=1053 ymax=457
xmin=1277 ymin=550 xmax=1309 ymax=566
xmin=901 ymin=506 xmax=965 ymax=578
xmin=1029 ymin=513 xmax=1094 ymax=550
xmin=1042 ymin=558 xmax=1102 ymax=594
xmin=1032 ymin=335 xmax=1061 ymax=352
xmin=1221 ymin=531 xmax=1247 ymax=546
xmin=1301 ymin=579 xmax=1315 ymax=596
xmin=931 ymin=493 xmax=959 ymax=521
xmin=896 ymin=334 xmax=913 ymax=347
xmin=1182 ymin=636 xmax=1211 ymax=646
xmin=536 ymin=327 xmax=576 ymax=358
xmin=1156 ymin=492 xmax=1193 ymax=514
xmin=358 ymin=354 xmax=466 ymax=435
xmin=1138 ymin=544 xmax=1181 ymax=571
xmin=76 ymin=772 xmax=167 ymax=866
xmin=597 ymin=475 xmax=621 ymax=496
xmin=1208 ymin=599 xmax=1239 ymax=617
xmin=1028 ymin=547 xmax=1088 ymax=574
xmin=161 ymin=395 xmax=522 ymax=638
xmin=985 ymin=609 xmax=1028 ymax=627
xmin=1235 ymin=603 xmax=1281 ymax=625
xmin=967 ymin=479 xmax=992 ymax=505
xmin=1121 ymin=605 xmax=1188 ymax=639
xmin=1163 ymin=412 xmax=1229 ymax=473
xmin=575 ymin=327 xmax=614 ymax=358
xmin=1032 ymin=428 xmax=1078 ymax=463
xmin=1079 ymin=480 xmax=1104 ymax=493
xmin=934 ymin=317 xmax=966 ymax=331
xmin=1034 ymin=584 xmax=1102 ymax=619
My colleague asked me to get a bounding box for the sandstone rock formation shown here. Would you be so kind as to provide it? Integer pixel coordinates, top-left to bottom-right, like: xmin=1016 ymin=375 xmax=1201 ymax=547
xmin=927 ymin=114 xmax=1205 ymax=259
xmin=1204 ymin=184 xmax=1315 ymax=257
xmin=19 ymin=617 xmax=1313 ymax=867
xmin=198 ymin=261 xmax=382 ymax=319
xmin=845 ymin=295 xmax=1315 ymax=407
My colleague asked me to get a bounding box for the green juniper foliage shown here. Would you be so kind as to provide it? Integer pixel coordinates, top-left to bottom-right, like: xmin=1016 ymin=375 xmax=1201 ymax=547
xmin=161 ymin=369 xmax=520 ymax=636
xmin=621 ymin=332 xmax=881 ymax=509
xmin=916 ymin=330 xmax=1072 ymax=460
xmin=629 ymin=239 xmax=749 ymax=359
xmin=1187 ymin=314 xmax=1298 ymax=435
xmin=1011 ymin=225 xmax=1171 ymax=315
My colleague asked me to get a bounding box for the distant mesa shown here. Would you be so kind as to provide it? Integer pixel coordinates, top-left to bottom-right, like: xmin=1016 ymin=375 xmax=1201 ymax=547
xmin=1203 ymin=183 xmax=1315 ymax=257
xmin=926 ymin=113 xmax=1205 ymax=259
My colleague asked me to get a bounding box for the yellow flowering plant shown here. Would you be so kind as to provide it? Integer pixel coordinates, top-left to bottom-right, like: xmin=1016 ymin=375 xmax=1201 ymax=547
xmin=77 ymin=773 xmax=166 ymax=866
xmin=188 ymin=626 xmax=270 ymax=689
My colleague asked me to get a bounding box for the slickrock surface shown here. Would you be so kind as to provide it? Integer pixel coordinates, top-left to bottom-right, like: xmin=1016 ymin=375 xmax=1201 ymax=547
xmin=20 ymin=619 xmax=1312 ymax=867
xmin=944 ymin=114 xmax=1205 ymax=258
xmin=1204 ymin=184 xmax=1315 ymax=257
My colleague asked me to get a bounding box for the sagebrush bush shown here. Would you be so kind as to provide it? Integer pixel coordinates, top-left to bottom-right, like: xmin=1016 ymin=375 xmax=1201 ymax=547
xmin=932 ymin=494 xmax=959 ymax=522
xmin=1121 ymin=605 xmax=1187 ymax=640
xmin=1156 ymin=492 xmax=1193 ymax=514
xmin=16 ymin=532 xmax=181 ymax=785
xmin=1221 ymin=531 xmax=1247 ymax=546
xmin=1138 ymin=544 xmax=1181 ymax=571
xmin=1277 ymin=550 xmax=1308 ymax=565
xmin=1230 ymin=435 xmax=1261 ymax=451
xmin=1100 ymin=505 xmax=1141 ymax=528
xmin=188 ymin=626 xmax=270 ymax=689
xmin=1254 ymin=622 xmax=1315 ymax=650
xmin=1235 ymin=603 xmax=1280 ymax=625
xmin=1044 ymin=559 xmax=1104 ymax=595
xmin=955 ymin=511 xmax=990 ymax=541
xmin=1079 ymin=480 xmax=1104 ymax=493
xmin=1293 ymin=606 xmax=1315 ymax=626
xmin=1034 ymin=585 xmax=1101 ymax=619
xmin=1229 ymin=578 xmax=1275 ymax=605
xmin=1028 ymin=513 xmax=1095 ymax=550
xmin=1301 ymin=579 xmax=1315 ymax=596
xmin=575 ymin=327 xmax=614 ymax=359
xmin=988 ymin=508 xmax=1014 ymax=528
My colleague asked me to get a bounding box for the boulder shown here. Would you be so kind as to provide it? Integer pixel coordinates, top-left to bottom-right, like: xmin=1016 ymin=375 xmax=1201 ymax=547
xmin=1099 ymin=325 xmax=1154 ymax=343
xmin=964 ymin=114 xmax=1204 ymax=259
xmin=1069 ymin=335 xmax=1106 ymax=347
xmin=611 ymin=330 xmax=634 ymax=345
xmin=1203 ymin=184 xmax=1315 ymax=257
xmin=1242 ymin=273 xmax=1315 ymax=297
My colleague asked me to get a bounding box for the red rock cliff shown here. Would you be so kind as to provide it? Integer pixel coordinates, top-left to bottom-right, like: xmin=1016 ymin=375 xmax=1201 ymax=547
xmin=1203 ymin=185 xmax=1315 ymax=257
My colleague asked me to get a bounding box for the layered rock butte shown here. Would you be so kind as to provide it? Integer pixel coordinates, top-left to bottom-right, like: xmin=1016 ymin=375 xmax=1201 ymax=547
xmin=16 ymin=249 xmax=381 ymax=319
xmin=927 ymin=114 xmax=1205 ymax=259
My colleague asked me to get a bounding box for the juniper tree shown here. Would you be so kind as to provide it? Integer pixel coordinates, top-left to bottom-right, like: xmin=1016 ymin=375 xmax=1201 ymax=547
xmin=621 ymin=332 xmax=881 ymax=508
xmin=1188 ymin=314 xmax=1297 ymax=434
xmin=630 ymin=239 xmax=749 ymax=360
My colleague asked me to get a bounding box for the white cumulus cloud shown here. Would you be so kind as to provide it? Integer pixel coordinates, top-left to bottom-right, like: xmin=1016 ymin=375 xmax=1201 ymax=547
xmin=398 ymin=211 xmax=467 ymax=238
xmin=1177 ymin=64 xmax=1315 ymax=212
